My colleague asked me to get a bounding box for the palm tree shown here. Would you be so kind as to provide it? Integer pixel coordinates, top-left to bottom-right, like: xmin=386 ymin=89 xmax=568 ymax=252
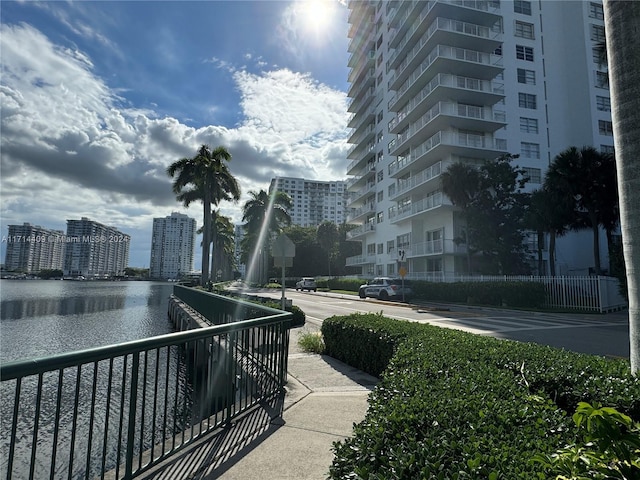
xmin=241 ymin=189 xmax=292 ymax=284
xmin=167 ymin=145 xmax=240 ymax=285
xmin=317 ymin=221 xmax=339 ymax=276
xmin=198 ymin=210 xmax=236 ymax=281
xmin=603 ymin=0 xmax=640 ymax=374
xmin=545 ymin=146 xmax=618 ymax=275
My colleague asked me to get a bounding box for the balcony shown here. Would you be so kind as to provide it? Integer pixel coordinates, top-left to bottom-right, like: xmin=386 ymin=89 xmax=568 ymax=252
xmin=346 ymin=222 xmax=376 ymax=240
xmin=348 ymin=82 xmax=375 ymax=113
xmin=347 ymin=122 xmax=375 ymax=147
xmin=348 ymin=181 xmax=376 ymax=204
xmin=389 ymin=73 xmax=504 ymax=128
xmin=389 ymin=16 xmax=502 ymax=73
xmin=392 ymin=191 xmax=446 ymax=224
xmin=389 ymin=101 xmax=506 ymax=156
xmin=346 ymin=163 xmax=376 ymax=189
xmin=347 ymin=202 xmax=377 ymax=222
xmin=390 ymin=161 xmax=443 ymax=200
xmin=346 ymin=254 xmax=377 ymax=266
xmin=347 ymin=99 xmax=378 ymax=129
xmin=348 ymin=50 xmax=375 ymax=82
xmin=389 ymin=44 xmax=503 ymax=93
xmin=389 ymin=129 xmax=508 ymax=178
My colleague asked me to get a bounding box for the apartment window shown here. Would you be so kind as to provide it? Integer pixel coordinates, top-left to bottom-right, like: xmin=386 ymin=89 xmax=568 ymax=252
xmin=387 ymin=263 xmax=396 ymax=276
xmin=515 ymin=21 xmax=535 ymax=39
xmin=377 ymin=110 xmax=383 ymax=123
xmin=599 ymin=120 xmax=614 ymax=136
xmin=596 ymin=71 xmax=609 ymax=88
xmin=367 ymin=243 xmax=376 ymax=255
xmin=388 ymin=205 xmax=396 ymax=218
xmin=596 ymin=95 xmax=611 ymax=111
xmin=387 ymin=240 xmax=395 ymax=254
xmin=521 ymin=142 xmax=540 ymax=159
xmin=388 ymin=183 xmax=396 ymax=197
xmin=517 ymin=68 xmax=536 ymax=84
xmin=377 ymin=211 xmax=384 ymax=223
xmin=601 ymin=144 xmax=615 ymax=154
xmin=522 ymin=167 xmax=542 ymax=184
xmin=397 ymin=233 xmax=411 ymax=249
xmin=589 ymin=2 xmax=604 ymax=20
xmin=516 ymin=45 xmax=534 ymax=61
xmin=590 ymin=24 xmax=606 ymax=43
xmin=377 ymin=170 xmax=384 ymax=182
xmin=520 ymin=117 xmax=539 ymax=133
xmin=377 ymin=191 xmax=384 ymax=202
xmin=377 ymin=131 xmax=383 ymax=144
xmin=514 ymin=0 xmax=532 ymax=15
xmin=518 ymin=92 xmax=537 ymax=109
xmin=377 ymin=243 xmax=384 ymax=254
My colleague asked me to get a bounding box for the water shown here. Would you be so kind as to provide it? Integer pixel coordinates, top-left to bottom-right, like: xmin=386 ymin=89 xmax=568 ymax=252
xmin=0 ymin=280 xmax=175 ymax=363
xmin=0 ymin=280 xmax=181 ymax=479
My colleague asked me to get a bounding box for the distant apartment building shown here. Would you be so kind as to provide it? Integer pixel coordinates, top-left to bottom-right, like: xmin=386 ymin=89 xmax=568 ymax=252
xmin=4 ymin=223 xmax=65 ymax=273
xmin=269 ymin=177 xmax=348 ymax=227
xmin=64 ymin=217 xmax=130 ymax=278
xmin=149 ymin=212 xmax=196 ymax=280
xmin=345 ymin=0 xmax=614 ymax=279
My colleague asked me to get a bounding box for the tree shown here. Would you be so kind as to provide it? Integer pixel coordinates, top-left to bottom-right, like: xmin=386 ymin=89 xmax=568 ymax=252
xmin=603 ymin=0 xmax=640 ymax=373
xmin=198 ymin=210 xmax=235 ymax=281
xmin=545 ymin=146 xmax=618 ymax=275
xmin=317 ymin=221 xmax=339 ymax=277
xmin=241 ymin=189 xmax=292 ymax=284
xmin=166 ymin=145 xmax=240 ymax=286
xmin=441 ymin=154 xmax=531 ymax=275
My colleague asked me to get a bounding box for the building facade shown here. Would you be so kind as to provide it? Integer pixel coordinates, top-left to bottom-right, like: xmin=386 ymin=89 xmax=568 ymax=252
xmin=269 ymin=177 xmax=348 ymax=227
xmin=63 ymin=217 xmax=130 ymax=278
xmin=345 ymin=0 xmax=613 ymax=279
xmin=4 ymin=223 xmax=65 ymax=273
xmin=149 ymin=212 xmax=196 ymax=280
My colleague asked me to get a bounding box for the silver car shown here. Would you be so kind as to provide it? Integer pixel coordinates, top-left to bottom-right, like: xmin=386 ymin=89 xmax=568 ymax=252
xmin=358 ymin=277 xmax=412 ymax=301
xmin=296 ymin=277 xmax=317 ymax=292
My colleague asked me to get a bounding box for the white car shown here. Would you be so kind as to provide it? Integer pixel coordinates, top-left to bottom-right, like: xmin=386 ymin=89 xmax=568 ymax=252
xmin=296 ymin=277 xmax=317 ymax=292
xmin=358 ymin=277 xmax=412 ymax=301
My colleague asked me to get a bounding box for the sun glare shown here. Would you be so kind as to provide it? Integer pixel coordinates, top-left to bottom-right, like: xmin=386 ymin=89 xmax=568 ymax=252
xmin=298 ymin=0 xmax=336 ymax=34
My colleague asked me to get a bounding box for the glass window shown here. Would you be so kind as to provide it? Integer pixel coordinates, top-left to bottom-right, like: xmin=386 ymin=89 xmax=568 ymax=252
xmin=516 ymin=45 xmax=534 ymax=61
xmin=517 ymin=68 xmax=536 ymax=84
xmin=377 ymin=243 xmax=384 ymax=254
xmin=521 ymin=142 xmax=540 ymax=159
xmin=522 ymin=167 xmax=541 ymax=184
xmin=514 ymin=0 xmax=532 ymax=15
xmin=520 ymin=117 xmax=539 ymax=133
xmin=377 ymin=211 xmax=384 ymax=223
xmin=515 ymin=21 xmax=535 ymax=39
xmin=596 ymin=71 xmax=609 ymax=88
xmin=590 ymin=24 xmax=606 ymax=43
xmin=518 ymin=92 xmax=537 ymax=109
xmin=599 ymin=120 xmax=613 ymax=136
xmin=596 ymin=96 xmax=611 ymax=111
xmin=601 ymin=144 xmax=614 ymax=154
xmin=589 ymin=2 xmax=604 ymax=20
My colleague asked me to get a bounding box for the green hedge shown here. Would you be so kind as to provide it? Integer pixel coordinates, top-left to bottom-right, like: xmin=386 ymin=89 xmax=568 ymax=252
xmin=323 ymin=314 xmax=640 ymax=479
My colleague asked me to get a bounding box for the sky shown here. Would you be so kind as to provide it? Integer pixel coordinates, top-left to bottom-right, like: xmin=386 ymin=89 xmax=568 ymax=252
xmin=0 ymin=0 xmax=351 ymax=268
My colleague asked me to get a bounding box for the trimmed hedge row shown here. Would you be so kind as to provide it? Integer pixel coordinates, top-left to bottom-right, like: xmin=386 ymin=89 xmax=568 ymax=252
xmin=322 ymin=314 xmax=640 ymax=479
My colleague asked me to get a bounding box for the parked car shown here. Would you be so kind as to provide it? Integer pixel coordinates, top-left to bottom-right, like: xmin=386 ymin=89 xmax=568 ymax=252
xmin=296 ymin=277 xmax=317 ymax=292
xmin=358 ymin=277 xmax=412 ymax=301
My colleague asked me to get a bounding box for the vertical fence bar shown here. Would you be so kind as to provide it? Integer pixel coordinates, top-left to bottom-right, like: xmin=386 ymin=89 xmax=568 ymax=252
xmin=100 ymin=358 xmax=114 ymax=480
xmin=68 ymin=366 xmax=83 ymax=480
xmin=29 ymin=373 xmax=43 ymax=480
xmin=50 ymin=370 xmax=64 ymax=480
xmin=85 ymin=362 xmax=99 ymax=479
xmin=124 ymin=352 xmax=140 ymax=479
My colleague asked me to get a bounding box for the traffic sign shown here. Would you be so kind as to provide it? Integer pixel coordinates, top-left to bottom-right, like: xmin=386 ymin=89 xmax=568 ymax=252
xmin=399 ymin=266 xmax=407 ymax=278
xmin=271 ymin=234 xmax=295 ymax=258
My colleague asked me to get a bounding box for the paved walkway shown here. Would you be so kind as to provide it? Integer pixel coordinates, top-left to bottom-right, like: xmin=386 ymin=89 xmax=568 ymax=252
xmin=141 ymin=326 xmax=378 ymax=480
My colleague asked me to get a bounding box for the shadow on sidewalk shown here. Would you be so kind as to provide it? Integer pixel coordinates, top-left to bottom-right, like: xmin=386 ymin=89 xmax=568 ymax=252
xmin=140 ymin=394 xmax=285 ymax=480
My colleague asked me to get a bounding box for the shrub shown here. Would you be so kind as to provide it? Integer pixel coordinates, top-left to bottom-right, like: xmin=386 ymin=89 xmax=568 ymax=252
xmin=297 ymin=330 xmax=325 ymax=354
xmin=324 ymin=314 xmax=639 ymax=478
xmin=533 ymin=402 xmax=640 ymax=479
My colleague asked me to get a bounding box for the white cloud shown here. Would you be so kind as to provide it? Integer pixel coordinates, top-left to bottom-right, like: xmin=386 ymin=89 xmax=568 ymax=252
xmin=0 ymin=22 xmax=350 ymax=266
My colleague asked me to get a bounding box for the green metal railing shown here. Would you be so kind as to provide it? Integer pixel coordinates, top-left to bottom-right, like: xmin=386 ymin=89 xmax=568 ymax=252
xmin=1 ymin=287 xmax=292 ymax=480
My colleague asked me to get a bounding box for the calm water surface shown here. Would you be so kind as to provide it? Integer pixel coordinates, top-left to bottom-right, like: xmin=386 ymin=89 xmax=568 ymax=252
xmin=0 ymin=280 xmax=175 ymax=363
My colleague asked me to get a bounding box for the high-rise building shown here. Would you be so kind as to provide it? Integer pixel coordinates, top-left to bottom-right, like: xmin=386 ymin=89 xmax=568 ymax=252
xmin=64 ymin=217 xmax=130 ymax=278
xmin=345 ymin=0 xmax=613 ymax=279
xmin=4 ymin=223 xmax=65 ymax=273
xmin=269 ymin=177 xmax=348 ymax=227
xmin=149 ymin=212 xmax=196 ymax=280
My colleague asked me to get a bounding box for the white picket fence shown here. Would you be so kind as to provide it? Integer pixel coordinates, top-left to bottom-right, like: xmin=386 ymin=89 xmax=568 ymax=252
xmin=434 ymin=275 xmax=627 ymax=313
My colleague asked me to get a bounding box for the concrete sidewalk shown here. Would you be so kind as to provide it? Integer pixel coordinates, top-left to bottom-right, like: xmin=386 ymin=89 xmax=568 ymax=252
xmin=142 ymin=326 xmax=378 ymax=480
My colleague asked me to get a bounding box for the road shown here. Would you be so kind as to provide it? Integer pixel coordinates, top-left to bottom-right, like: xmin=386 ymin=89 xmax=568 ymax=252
xmin=233 ymin=286 xmax=630 ymax=359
